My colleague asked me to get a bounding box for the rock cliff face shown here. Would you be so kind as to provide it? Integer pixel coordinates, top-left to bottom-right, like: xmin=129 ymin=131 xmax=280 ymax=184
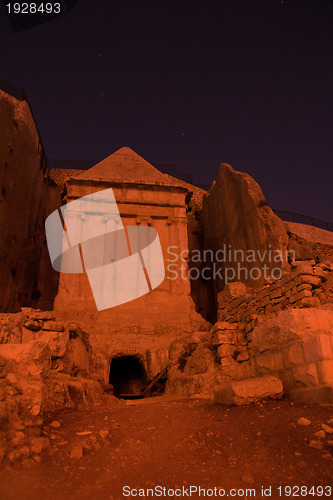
xmin=201 ymin=163 xmax=290 ymax=318
xmin=0 ymin=309 xmax=105 ymax=465
xmin=0 ymin=88 xmax=61 ymax=313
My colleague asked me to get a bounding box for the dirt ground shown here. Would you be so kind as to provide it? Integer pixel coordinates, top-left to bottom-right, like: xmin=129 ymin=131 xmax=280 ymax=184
xmin=0 ymin=397 xmax=332 ymax=500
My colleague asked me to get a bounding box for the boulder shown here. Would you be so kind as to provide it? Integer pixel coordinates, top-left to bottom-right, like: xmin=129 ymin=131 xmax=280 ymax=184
xmin=183 ymin=345 xmax=215 ymax=376
xmin=202 ymin=163 xmax=290 ymax=289
xmin=252 ymin=308 xmax=333 ymax=353
xmin=214 ymin=375 xmax=283 ymax=405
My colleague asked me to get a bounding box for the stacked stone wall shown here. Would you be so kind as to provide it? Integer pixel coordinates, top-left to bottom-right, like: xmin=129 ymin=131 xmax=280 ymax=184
xmin=218 ymin=260 xmax=333 ymax=334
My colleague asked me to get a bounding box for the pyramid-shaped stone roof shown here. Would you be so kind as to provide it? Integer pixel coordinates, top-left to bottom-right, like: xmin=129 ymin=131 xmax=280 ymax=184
xmin=75 ymin=147 xmax=173 ymax=185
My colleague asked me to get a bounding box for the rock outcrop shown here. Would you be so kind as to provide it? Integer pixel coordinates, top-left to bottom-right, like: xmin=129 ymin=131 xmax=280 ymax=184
xmin=214 ymin=375 xmax=283 ymax=405
xmin=0 ymin=87 xmax=61 ymax=313
xmin=0 ymin=309 xmax=104 ymax=465
xmin=201 ymin=163 xmax=290 ymax=319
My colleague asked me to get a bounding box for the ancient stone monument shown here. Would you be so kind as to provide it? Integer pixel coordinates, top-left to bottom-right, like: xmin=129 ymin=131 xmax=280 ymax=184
xmin=1 ymin=84 xmax=333 ymax=465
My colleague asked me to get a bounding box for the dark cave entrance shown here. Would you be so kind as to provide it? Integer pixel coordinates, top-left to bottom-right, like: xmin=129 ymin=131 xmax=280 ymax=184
xmin=109 ymin=355 xmax=148 ymax=398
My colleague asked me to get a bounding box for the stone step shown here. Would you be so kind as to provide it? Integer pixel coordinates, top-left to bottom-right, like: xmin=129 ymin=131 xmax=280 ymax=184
xmin=214 ymin=375 xmax=284 ymax=405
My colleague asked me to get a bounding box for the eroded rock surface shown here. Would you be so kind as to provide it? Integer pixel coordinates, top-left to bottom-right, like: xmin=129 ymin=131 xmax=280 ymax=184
xmin=0 ymin=309 xmax=104 ymax=466
xmin=0 ymin=88 xmax=61 ymax=313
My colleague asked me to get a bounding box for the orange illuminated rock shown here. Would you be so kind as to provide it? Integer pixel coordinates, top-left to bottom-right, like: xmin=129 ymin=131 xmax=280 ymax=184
xmin=202 ymin=163 xmax=290 ymax=291
xmin=52 ymin=147 xmax=209 ymax=354
xmin=214 ymin=375 xmax=284 ymax=405
xmin=0 ymin=87 xmax=61 ymax=313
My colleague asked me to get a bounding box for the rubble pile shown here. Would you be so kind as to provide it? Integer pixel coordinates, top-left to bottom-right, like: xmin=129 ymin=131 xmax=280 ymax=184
xmin=0 ymin=309 xmax=104 ymax=466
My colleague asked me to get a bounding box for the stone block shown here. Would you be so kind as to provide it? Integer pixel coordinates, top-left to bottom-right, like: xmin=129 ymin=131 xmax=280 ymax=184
xmin=79 ymin=378 xmax=104 ymax=405
xmin=284 ymin=280 xmax=297 ymax=292
xmin=274 ymin=351 xmax=284 ymax=371
xmin=216 ymin=344 xmax=236 ymax=359
xmin=291 ymin=260 xmax=316 ymax=267
xmin=283 ymin=342 xmax=305 ymax=367
xmin=296 ymin=284 xmax=312 ymax=292
xmin=38 ymin=330 xmax=69 ymax=358
xmin=293 ymin=264 xmax=314 ymax=277
xmin=256 ymin=296 xmax=270 ymax=309
xmin=289 ymin=289 xmax=312 ymax=304
xmin=287 ymin=385 xmax=333 ymax=404
xmin=0 ymin=342 xmax=51 ymax=369
xmin=302 ymin=334 xmax=333 ymax=363
xmin=255 ymin=352 xmax=275 ymax=372
xmin=293 ymin=363 xmax=319 ymax=386
xmin=235 ymin=351 xmax=249 ymax=362
xmin=313 ymin=267 xmax=328 ymax=279
xmin=42 ymin=321 xmax=64 ymax=332
xmin=269 ymin=288 xmax=283 ymax=299
xmin=211 ymin=322 xmax=238 ymax=333
xmin=218 ymin=283 xmax=247 ymax=302
xmin=317 ymin=360 xmax=333 ymax=384
xmin=21 ymin=327 xmax=36 ymax=343
xmin=68 ymin=338 xmax=91 ymax=374
xmin=23 ymin=320 xmax=41 ymax=331
xmin=297 ymin=297 xmax=321 ymax=308
xmin=279 ymin=369 xmax=295 ymax=390
xmin=271 ymin=295 xmax=286 ymax=304
xmin=251 ymin=309 xmax=333 ymax=353
xmin=212 ymin=331 xmax=236 ymax=346
xmin=31 ymin=311 xmax=56 ymax=321
xmin=214 ymin=375 xmax=283 ymax=405
xmin=295 ymin=275 xmax=322 ymax=288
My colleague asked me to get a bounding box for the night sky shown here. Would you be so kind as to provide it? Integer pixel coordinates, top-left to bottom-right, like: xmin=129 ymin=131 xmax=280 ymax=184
xmin=0 ymin=0 xmax=332 ymax=221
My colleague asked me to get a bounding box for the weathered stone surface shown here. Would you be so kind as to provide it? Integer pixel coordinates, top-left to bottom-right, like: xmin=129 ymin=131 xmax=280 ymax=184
xmin=255 ymin=352 xmax=283 ymax=373
xmin=288 ymin=385 xmax=333 ymax=404
xmin=293 ymin=364 xmax=319 ymax=386
xmin=211 ymin=321 xmax=238 ymax=333
xmin=0 ymin=88 xmax=61 ymax=313
xmin=316 ymin=360 xmax=333 ymax=384
xmin=53 ymin=147 xmax=209 ymax=338
xmin=41 ymin=321 xmax=64 ymax=332
xmin=21 ymin=327 xmax=36 ymax=343
xmin=183 ymin=345 xmax=215 ymax=376
xmin=252 ymin=309 xmax=333 ymax=352
xmin=289 ymin=289 xmax=312 ymax=303
xmin=282 ymin=342 xmax=305 ymax=367
xmin=214 ymin=375 xmax=283 ymax=405
xmin=212 ymin=331 xmax=236 ymax=346
xmin=202 ymin=163 xmax=289 ymax=291
xmin=24 ymin=320 xmax=41 ymax=331
xmin=0 ymin=341 xmax=51 ymax=369
xmin=218 ymin=283 xmax=247 ymax=301
xmin=166 ymin=371 xmax=221 ymax=398
xmin=0 ymin=313 xmax=106 ymax=464
xmin=216 ymin=344 xmax=236 ymax=359
xmin=302 ymin=334 xmax=333 ymax=363
xmin=38 ymin=331 xmax=69 ymax=358
xmin=65 ymin=338 xmax=91 ymax=374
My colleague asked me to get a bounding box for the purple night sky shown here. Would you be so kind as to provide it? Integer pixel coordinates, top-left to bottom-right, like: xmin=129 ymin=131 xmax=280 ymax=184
xmin=0 ymin=0 xmax=332 ymax=221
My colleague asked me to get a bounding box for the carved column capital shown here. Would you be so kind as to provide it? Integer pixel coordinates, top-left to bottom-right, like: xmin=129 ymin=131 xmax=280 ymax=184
xmin=136 ymin=216 xmax=153 ymax=226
